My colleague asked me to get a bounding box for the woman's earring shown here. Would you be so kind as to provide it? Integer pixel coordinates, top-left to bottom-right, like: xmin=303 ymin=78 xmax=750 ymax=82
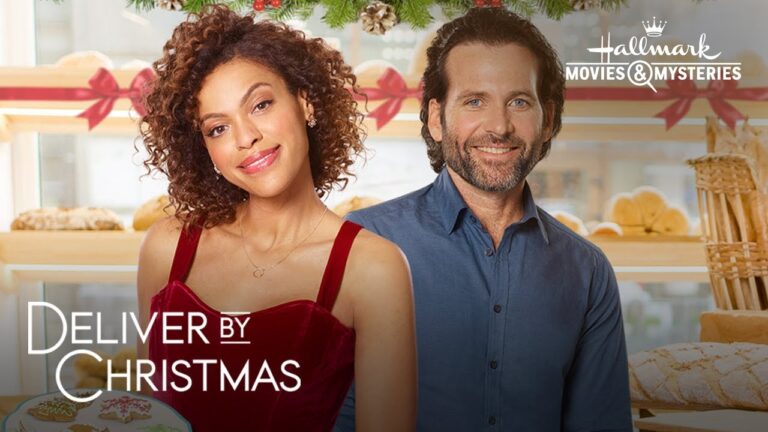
xmin=307 ymin=117 xmax=317 ymax=128
xmin=213 ymin=165 xmax=221 ymax=176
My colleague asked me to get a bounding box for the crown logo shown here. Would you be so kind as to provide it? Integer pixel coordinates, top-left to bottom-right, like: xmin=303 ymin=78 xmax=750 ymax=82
xmin=642 ymin=17 xmax=667 ymax=37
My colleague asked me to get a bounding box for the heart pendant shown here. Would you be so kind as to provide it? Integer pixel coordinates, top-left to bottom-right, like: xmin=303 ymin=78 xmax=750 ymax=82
xmin=252 ymin=267 xmax=265 ymax=278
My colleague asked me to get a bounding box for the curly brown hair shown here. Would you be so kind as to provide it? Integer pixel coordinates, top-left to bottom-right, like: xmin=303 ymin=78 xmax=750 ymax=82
xmin=141 ymin=5 xmax=365 ymax=227
xmin=420 ymin=7 xmax=565 ymax=172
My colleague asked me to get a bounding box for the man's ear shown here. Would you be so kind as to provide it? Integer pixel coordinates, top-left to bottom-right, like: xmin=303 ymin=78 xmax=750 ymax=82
xmin=427 ymin=99 xmax=443 ymax=143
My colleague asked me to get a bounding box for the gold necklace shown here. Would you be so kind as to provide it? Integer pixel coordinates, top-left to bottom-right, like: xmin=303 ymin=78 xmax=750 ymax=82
xmin=238 ymin=206 xmax=329 ymax=278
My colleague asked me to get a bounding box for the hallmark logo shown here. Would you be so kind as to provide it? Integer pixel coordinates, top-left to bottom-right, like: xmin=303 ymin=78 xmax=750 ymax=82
xmin=566 ymin=18 xmax=741 ymax=91
xmin=641 ymin=17 xmax=666 ymax=37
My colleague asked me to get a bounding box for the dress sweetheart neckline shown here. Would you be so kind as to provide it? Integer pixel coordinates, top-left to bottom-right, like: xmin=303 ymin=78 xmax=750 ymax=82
xmin=153 ymin=280 xmax=354 ymax=332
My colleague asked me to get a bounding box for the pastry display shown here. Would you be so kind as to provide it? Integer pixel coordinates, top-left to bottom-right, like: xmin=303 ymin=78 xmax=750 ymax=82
xmin=550 ymin=210 xmax=588 ymax=236
xmin=3 ymin=389 xmax=190 ymax=432
xmin=133 ymin=196 xmax=176 ymax=231
xmin=629 ymin=342 xmax=768 ymax=410
xmin=11 ymin=208 xmax=124 ymax=231
xmin=332 ymin=196 xmax=381 ymax=218
xmin=604 ymin=187 xmax=690 ymax=236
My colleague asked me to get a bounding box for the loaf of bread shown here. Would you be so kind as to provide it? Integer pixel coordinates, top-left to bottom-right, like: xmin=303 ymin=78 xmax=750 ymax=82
xmin=629 ymin=342 xmax=768 ymax=410
xmin=133 ymin=195 xmax=176 ymax=231
xmin=550 ymin=210 xmax=588 ymax=236
xmin=11 ymin=207 xmax=124 ymax=230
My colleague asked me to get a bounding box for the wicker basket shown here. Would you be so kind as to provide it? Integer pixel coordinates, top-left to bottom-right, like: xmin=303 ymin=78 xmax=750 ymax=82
xmin=688 ymin=154 xmax=768 ymax=310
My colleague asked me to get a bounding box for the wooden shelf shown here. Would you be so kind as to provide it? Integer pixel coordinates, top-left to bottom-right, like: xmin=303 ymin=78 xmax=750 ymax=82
xmin=0 ymin=231 xmax=143 ymax=265
xmin=0 ymin=231 xmax=709 ymax=283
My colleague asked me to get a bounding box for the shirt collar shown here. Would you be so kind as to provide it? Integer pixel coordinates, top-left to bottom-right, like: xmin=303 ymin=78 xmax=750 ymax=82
xmin=431 ymin=168 xmax=550 ymax=245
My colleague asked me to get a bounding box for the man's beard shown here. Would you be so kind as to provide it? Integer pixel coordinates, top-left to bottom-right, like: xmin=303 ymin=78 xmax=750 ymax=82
xmin=442 ymin=129 xmax=542 ymax=193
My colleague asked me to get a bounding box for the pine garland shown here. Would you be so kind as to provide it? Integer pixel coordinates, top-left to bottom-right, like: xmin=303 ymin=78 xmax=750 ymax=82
xmin=47 ymin=0 xmax=628 ymax=29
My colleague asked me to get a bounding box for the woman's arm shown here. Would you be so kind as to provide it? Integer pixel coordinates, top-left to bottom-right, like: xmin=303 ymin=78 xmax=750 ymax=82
xmin=346 ymin=232 xmax=417 ymax=432
xmin=136 ymin=217 xmax=179 ymax=361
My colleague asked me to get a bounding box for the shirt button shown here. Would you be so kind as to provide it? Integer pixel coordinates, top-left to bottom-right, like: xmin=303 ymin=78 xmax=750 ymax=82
xmin=485 ymin=248 xmax=494 ymax=257
xmin=493 ymin=304 xmax=502 ymax=313
xmin=488 ymin=416 xmax=497 ymax=425
xmin=490 ymin=360 xmax=498 ymax=369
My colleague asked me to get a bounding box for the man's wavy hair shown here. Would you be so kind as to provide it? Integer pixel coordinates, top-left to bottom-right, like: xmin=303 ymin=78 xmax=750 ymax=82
xmin=141 ymin=5 xmax=365 ymax=227
xmin=420 ymin=7 xmax=565 ymax=172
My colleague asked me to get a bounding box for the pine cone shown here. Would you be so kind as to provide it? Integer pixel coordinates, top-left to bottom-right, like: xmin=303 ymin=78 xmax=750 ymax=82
xmin=570 ymin=0 xmax=601 ymax=10
xmin=360 ymin=1 xmax=397 ymax=36
xmin=155 ymin=0 xmax=185 ymax=11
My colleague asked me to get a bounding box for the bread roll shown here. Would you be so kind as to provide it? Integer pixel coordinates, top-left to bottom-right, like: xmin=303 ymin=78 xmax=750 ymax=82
xmin=629 ymin=342 xmax=768 ymax=410
xmin=74 ymin=351 xmax=111 ymax=379
xmin=605 ymin=188 xmax=692 ymax=236
xmin=650 ymin=206 xmax=690 ymax=235
xmin=605 ymin=193 xmax=643 ymax=227
xmin=133 ymin=195 xmax=176 ymax=231
xmin=632 ymin=186 xmax=667 ymax=226
xmin=590 ymin=221 xmax=623 ymax=236
xmin=11 ymin=208 xmax=124 ymax=230
xmin=111 ymin=347 xmax=137 ymax=372
xmin=550 ymin=210 xmax=588 ymax=236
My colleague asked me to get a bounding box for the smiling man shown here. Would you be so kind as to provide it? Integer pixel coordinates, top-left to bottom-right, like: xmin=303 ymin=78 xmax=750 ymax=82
xmin=334 ymin=7 xmax=632 ymax=432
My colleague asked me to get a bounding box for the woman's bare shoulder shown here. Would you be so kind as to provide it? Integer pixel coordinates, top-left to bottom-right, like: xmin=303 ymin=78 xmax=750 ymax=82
xmin=137 ymin=216 xmax=185 ymax=297
xmin=141 ymin=216 xmax=184 ymax=259
xmin=344 ymin=228 xmax=412 ymax=300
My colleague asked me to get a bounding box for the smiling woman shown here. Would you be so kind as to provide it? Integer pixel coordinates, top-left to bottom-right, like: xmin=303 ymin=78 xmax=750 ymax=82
xmin=135 ymin=5 xmax=417 ymax=432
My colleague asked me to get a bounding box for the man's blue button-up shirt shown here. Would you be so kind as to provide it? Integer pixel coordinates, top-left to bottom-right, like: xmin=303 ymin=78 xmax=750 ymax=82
xmin=334 ymin=168 xmax=632 ymax=431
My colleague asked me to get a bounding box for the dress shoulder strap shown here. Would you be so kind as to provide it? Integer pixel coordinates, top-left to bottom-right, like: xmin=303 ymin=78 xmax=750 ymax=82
xmin=167 ymin=223 xmax=203 ymax=284
xmin=316 ymin=221 xmax=363 ymax=311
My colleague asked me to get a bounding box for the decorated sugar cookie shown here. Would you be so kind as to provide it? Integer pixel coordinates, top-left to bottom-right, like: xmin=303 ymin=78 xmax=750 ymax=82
xmin=98 ymin=396 xmax=152 ymax=423
xmin=27 ymin=397 xmax=78 ymax=422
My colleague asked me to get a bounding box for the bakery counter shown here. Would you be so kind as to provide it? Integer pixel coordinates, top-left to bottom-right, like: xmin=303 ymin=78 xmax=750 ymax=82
xmin=0 ymin=231 xmax=708 ymax=283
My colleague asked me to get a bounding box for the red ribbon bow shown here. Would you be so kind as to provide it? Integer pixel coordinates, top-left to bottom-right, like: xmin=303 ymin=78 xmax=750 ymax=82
xmin=0 ymin=67 xmax=155 ymax=130
xmin=653 ymin=79 xmax=768 ymax=129
xmin=355 ymin=68 xmax=423 ymax=130
xmin=566 ymin=80 xmax=768 ymax=130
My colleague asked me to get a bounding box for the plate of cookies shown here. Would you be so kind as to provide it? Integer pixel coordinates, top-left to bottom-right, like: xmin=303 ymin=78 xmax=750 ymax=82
xmin=1 ymin=389 xmax=191 ymax=432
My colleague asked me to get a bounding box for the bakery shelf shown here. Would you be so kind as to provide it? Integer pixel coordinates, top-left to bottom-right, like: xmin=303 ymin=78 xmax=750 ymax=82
xmin=0 ymin=231 xmax=709 ymax=283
